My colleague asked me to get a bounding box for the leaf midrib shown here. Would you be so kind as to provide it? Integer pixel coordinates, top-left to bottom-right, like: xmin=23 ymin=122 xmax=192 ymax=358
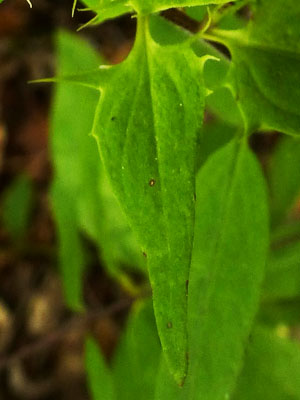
xmin=144 ymin=20 xmax=172 ymax=257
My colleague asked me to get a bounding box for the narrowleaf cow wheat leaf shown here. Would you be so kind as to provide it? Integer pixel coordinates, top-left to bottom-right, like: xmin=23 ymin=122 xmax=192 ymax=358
xmin=51 ymin=31 xmax=144 ymax=309
xmin=211 ymin=0 xmax=300 ymax=135
xmin=113 ymin=300 xmax=161 ymax=400
xmin=263 ymin=240 xmax=300 ymax=302
xmin=232 ymin=326 xmax=300 ymax=400
xmin=50 ymin=31 xmax=102 ymax=310
xmin=268 ymin=136 xmax=300 ymax=225
xmin=188 ymin=138 xmax=269 ymax=400
xmin=85 ymin=337 xmax=115 ymax=400
xmin=86 ymin=15 xmax=209 ymax=383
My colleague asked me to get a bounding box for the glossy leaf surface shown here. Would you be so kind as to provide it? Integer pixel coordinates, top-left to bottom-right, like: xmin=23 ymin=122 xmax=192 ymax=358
xmin=188 ymin=138 xmax=269 ymax=399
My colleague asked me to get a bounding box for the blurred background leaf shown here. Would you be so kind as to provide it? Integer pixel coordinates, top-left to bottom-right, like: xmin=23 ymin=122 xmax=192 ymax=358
xmin=50 ymin=30 xmax=146 ymax=310
xmin=85 ymin=336 xmax=116 ymax=400
xmin=1 ymin=174 xmax=33 ymax=240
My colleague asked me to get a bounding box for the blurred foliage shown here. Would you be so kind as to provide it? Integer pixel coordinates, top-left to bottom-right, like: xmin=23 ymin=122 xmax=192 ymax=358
xmin=1 ymin=174 xmax=33 ymax=240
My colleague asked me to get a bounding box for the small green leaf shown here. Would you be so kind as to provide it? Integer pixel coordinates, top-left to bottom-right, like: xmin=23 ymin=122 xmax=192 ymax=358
xmin=263 ymin=240 xmax=300 ymax=302
xmin=188 ymin=138 xmax=269 ymax=400
xmin=81 ymin=0 xmax=133 ymax=26
xmin=85 ymin=336 xmax=115 ymax=400
xmin=196 ymin=119 xmax=236 ymax=171
xmin=233 ymin=326 xmax=300 ymax=400
xmin=268 ymin=136 xmax=300 ymax=225
xmin=51 ymin=31 xmax=144 ymax=307
xmin=113 ymin=300 xmax=161 ymax=400
xmin=211 ymin=0 xmax=300 ymax=135
xmin=1 ymin=175 xmax=33 ymax=240
xmin=90 ymin=15 xmax=208 ymax=383
xmin=51 ymin=182 xmax=85 ymax=311
xmin=50 ymin=30 xmax=102 ymax=310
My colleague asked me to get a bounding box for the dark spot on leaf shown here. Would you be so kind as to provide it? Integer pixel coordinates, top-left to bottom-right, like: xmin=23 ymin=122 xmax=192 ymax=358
xmin=111 ymin=116 xmax=116 ymax=121
xmin=185 ymin=280 xmax=189 ymax=295
xmin=149 ymin=179 xmax=156 ymax=187
xmin=167 ymin=321 xmax=173 ymax=329
xmin=185 ymin=351 xmax=189 ymax=362
xmin=193 ymin=193 xmax=196 ymax=201
xmin=142 ymin=251 xmax=147 ymax=258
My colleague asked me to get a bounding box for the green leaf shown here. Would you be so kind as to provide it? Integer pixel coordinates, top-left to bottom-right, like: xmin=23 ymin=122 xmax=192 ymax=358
xmin=1 ymin=175 xmax=33 ymax=240
xmin=50 ymin=31 xmax=102 ymax=310
xmin=263 ymin=240 xmax=300 ymax=302
xmin=188 ymin=138 xmax=269 ymax=400
xmin=258 ymin=300 xmax=300 ymax=327
xmin=51 ymin=182 xmax=85 ymax=310
xmin=133 ymin=0 xmax=235 ymax=15
xmin=90 ymin=15 xmax=208 ymax=383
xmin=149 ymin=15 xmax=243 ymax=127
xmin=80 ymin=0 xmax=236 ymax=26
xmin=81 ymin=0 xmax=133 ymax=26
xmin=85 ymin=336 xmax=115 ymax=400
xmin=113 ymin=300 xmax=161 ymax=400
xmin=97 ymin=172 xmax=147 ymax=279
xmin=268 ymin=136 xmax=300 ymax=225
xmin=51 ymin=31 xmax=145 ymax=307
xmin=155 ymin=356 xmax=188 ymax=400
xmin=233 ymin=326 xmax=300 ymax=400
xmin=211 ymin=0 xmax=300 ymax=135
xmin=196 ymin=119 xmax=236 ymax=171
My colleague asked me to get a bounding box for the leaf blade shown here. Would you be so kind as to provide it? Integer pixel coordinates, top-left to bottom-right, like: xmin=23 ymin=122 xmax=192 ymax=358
xmin=92 ymin=15 xmax=207 ymax=382
xmin=188 ymin=138 xmax=269 ymax=399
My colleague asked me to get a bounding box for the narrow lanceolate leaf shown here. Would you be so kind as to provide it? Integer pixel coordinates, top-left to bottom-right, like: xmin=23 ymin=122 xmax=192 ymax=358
xmin=90 ymin=15 xmax=207 ymax=383
xmin=188 ymin=139 xmax=269 ymax=400
xmin=268 ymin=136 xmax=300 ymax=225
xmin=85 ymin=337 xmax=115 ymax=400
xmin=233 ymin=326 xmax=300 ymax=400
xmin=50 ymin=31 xmax=102 ymax=311
xmin=263 ymin=240 xmax=300 ymax=302
xmin=211 ymin=0 xmax=300 ymax=135
xmin=113 ymin=300 xmax=161 ymax=400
